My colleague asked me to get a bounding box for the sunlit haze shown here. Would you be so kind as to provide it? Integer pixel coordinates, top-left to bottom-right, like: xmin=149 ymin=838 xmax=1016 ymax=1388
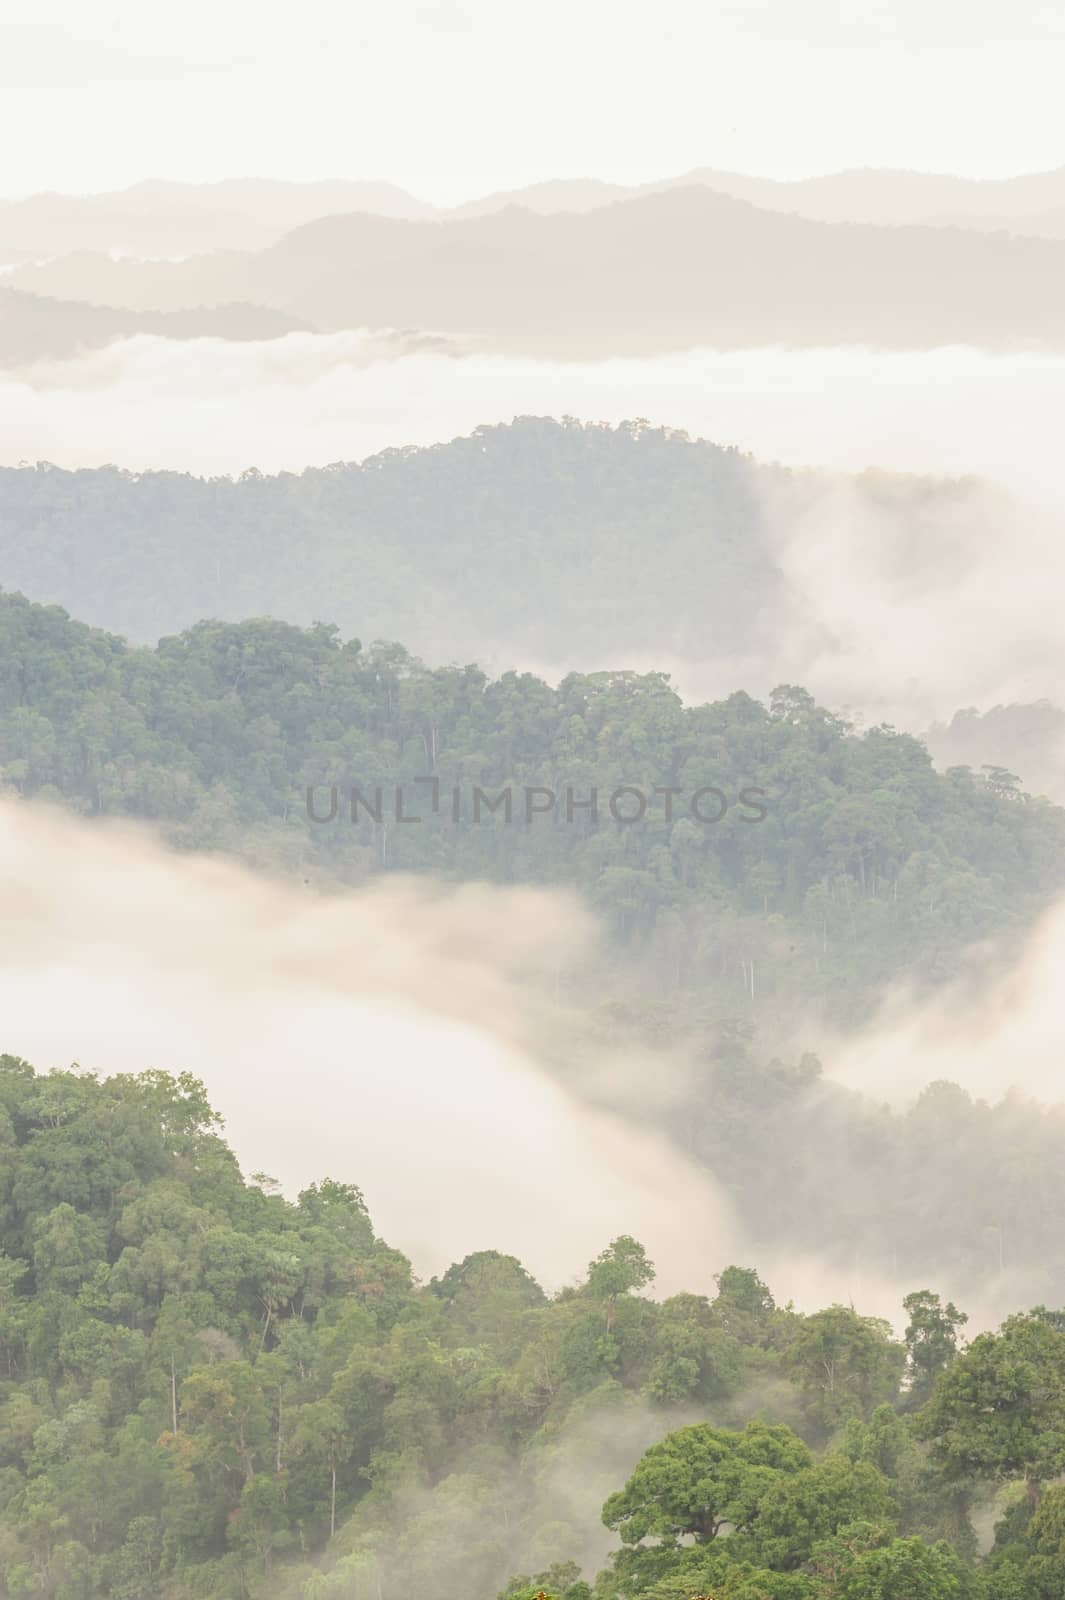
xmin=3 ymin=0 xmax=1065 ymax=197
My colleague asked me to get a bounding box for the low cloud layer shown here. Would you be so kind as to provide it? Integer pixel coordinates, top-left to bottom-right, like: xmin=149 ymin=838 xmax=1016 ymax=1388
xmin=3 ymin=337 xmax=1065 ymax=741
xmin=2 ymin=797 xmax=1061 ymax=1329
xmin=826 ymin=895 xmax=1065 ymax=1108
xmin=0 ymin=798 xmax=739 ymax=1295
xmin=3 ymin=335 xmax=1063 ymax=494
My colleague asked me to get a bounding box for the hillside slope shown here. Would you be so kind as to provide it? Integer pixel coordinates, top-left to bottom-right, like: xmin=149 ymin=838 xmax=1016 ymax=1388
xmin=0 ymin=287 xmax=310 ymax=365
xmin=0 ymin=417 xmax=1002 ymax=674
xmin=2 ymin=587 xmax=1062 ymax=1026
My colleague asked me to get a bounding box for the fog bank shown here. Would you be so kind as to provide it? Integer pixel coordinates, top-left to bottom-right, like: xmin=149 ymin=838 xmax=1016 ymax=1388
xmin=2 ymin=797 xmax=1060 ymax=1326
xmin=0 ymin=799 xmax=737 ymax=1295
xmin=827 ymin=896 xmax=1065 ymax=1107
xmin=4 ymin=336 xmax=1064 ymax=497
xmin=5 ymin=337 xmax=1065 ymax=738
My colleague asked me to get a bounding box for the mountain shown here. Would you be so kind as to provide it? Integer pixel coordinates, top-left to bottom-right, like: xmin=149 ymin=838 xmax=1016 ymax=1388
xmin=450 ymin=176 xmax=632 ymax=215
xmin=451 ymin=164 xmax=1065 ymax=236
xmin=97 ymin=176 xmax=434 ymax=224
xmin=926 ymin=701 xmax=1065 ymax=802
xmin=3 ymin=586 xmax=1063 ymax=1031
xmin=0 ymin=287 xmax=310 ymax=365
xmin=10 ymin=165 xmax=1065 ymax=248
xmin=0 ymin=416 xmax=1017 ymax=687
xmin=0 ymin=182 xmax=432 ymax=265
xmin=0 ymin=193 xmax=280 ymax=261
xmin=10 ymin=188 xmax=1065 ymax=355
xmin=0 ymin=1051 xmax=1060 ymax=1600
xmin=642 ymin=163 xmax=1065 ymax=232
xmin=1 ymin=249 xmax=251 ymax=316
xmin=0 ymin=418 xmax=783 ymax=653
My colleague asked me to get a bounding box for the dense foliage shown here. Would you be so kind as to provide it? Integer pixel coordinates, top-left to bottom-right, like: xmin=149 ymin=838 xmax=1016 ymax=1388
xmin=7 ymin=586 xmax=1065 ymax=1295
xmin=1 ymin=585 xmax=1062 ymax=1032
xmin=0 ymin=419 xmax=781 ymax=657
xmin=0 ymin=1056 xmax=1062 ymax=1600
xmin=680 ymin=1052 xmax=1065 ymax=1301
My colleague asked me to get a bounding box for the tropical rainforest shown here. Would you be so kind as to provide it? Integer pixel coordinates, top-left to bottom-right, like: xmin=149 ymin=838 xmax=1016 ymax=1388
xmin=4 ymin=585 xmax=1065 ymax=1303
xmin=1 ymin=586 xmax=1062 ymax=1026
xmin=0 ymin=420 xmax=784 ymax=656
xmin=0 ymin=1055 xmax=1064 ymax=1600
xmin=6 ymin=7 xmax=1065 ymax=1594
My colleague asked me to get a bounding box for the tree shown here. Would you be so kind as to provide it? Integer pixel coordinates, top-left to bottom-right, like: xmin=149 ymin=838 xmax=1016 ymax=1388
xmin=602 ymin=1420 xmax=811 ymax=1547
xmin=230 ymin=1471 xmax=291 ymax=1576
xmin=832 ymin=1534 xmax=981 ymax=1599
xmin=644 ymin=1295 xmax=743 ymax=1407
xmin=902 ymin=1290 xmax=968 ymax=1408
xmin=180 ymin=1361 xmax=268 ymax=1486
xmin=916 ymin=1313 xmax=1065 ymax=1507
xmin=499 ymin=1561 xmax=591 ymax=1600
xmin=784 ymin=1307 xmax=905 ymax=1438
xmin=292 ymin=1400 xmax=352 ymax=1540
xmin=585 ymin=1238 xmax=655 ymax=1331
xmin=748 ymin=1455 xmax=896 ymax=1570
xmin=807 ymin=1520 xmax=988 ymax=1597
xmin=710 ymin=1266 xmax=777 ymax=1345
xmin=431 ymin=1249 xmax=546 ymax=1358
xmin=0 ymin=1050 xmax=1060 ymax=1600
xmin=1021 ymin=1483 xmax=1065 ymax=1598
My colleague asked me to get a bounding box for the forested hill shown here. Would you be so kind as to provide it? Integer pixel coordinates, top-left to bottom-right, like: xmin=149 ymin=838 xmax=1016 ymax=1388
xmin=0 ymin=1057 xmax=1064 ymax=1600
xmin=0 ymin=418 xmax=1000 ymax=681
xmin=2 ymin=588 xmax=1063 ymax=1026
xmin=0 ymin=418 xmax=785 ymax=658
xmin=0 ymin=286 xmax=312 ymax=365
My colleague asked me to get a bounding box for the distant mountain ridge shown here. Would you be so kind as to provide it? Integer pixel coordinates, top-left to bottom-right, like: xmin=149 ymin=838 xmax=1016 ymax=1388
xmin=455 ymin=164 xmax=1065 ymax=234
xmin=0 ymin=416 xmax=1002 ymax=680
xmin=0 ymin=418 xmax=782 ymax=657
xmin=9 ymin=186 xmax=1065 ymax=357
xmin=0 ymin=180 xmax=433 ymax=262
xmin=0 ymin=287 xmax=311 ymax=365
xmin=7 ymin=164 xmax=1065 ymax=248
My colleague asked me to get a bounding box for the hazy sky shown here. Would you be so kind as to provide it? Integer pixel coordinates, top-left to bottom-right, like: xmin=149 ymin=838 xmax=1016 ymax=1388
xmin=4 ymin=0 xmax=1065 ymax=201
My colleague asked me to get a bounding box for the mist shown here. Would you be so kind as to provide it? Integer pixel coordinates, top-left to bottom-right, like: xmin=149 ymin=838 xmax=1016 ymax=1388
xmin=4 ymin=335 xmax=1063 ymax=496
xmin=826 ymin=893 xmax=1065 ymax=1107
xmin=582 ymin=458 xmax=1065 ymax=754
xmin=7 ymin=0 xmax=1065 ymax=1587
xmin=4 ymin=335 xmax=1065 ymax=746
xmin=1 ymin=794 xmax=1055 ymax=1335
xmin=0 ymin=797 xmax=743 ymax=1296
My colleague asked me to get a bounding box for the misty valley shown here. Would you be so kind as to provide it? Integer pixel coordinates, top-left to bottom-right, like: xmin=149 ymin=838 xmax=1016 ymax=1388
xmin=0 ymin=1057 xmax=1057 ymax=1600
xmin=5 ymin=11 xmax=1065 ymax=1596
xmin=4 ymin=535 xmax=1065 ymax=1597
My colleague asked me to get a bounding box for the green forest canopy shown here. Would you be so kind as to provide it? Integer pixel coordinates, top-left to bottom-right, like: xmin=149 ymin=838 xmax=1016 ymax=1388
xmin=1 ymin=584 xmax=1061 ymax=1031
xmin=0 ymin=418 xmax=781 ymax=657
xmin=5 ymin=587 xmax=1065 ymax=1300
xmin=0 ymin=1057 xmax=1062 ymax=1600
xmin=0 ymin=417 xmax=1000 ymax=683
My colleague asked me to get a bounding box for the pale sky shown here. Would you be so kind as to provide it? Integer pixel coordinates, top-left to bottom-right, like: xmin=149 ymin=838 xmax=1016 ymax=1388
xmin=3 ymin=0 xmax=1064 ymax=202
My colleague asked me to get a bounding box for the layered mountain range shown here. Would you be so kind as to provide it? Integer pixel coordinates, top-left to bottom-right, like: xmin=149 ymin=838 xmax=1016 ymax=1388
xmin=7 ymin=167 xmax=1065 ymax=364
